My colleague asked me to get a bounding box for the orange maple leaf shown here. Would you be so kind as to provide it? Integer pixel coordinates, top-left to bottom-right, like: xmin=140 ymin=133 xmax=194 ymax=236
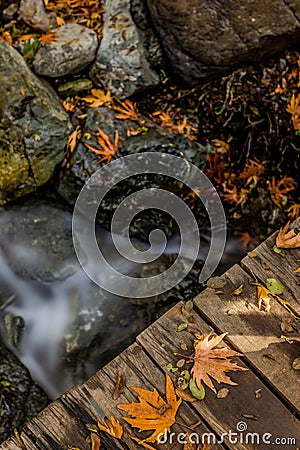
xmin=205 ymin=140 xmax=232 ymax=185
xmin=112 ymin=99 xmax=142 ymax=123
xmin=268 ymin=176 xmax=297 ymax=208
xmin=62 ymin=97 xmax=77 ymax=112
xmin=40 ymin=31 xmax=57 ymax=46
xmin=82 ymin=89 xmax=112 ymax=108
xmin=66 ymin=128 xmax=80 ymax=153
xmin=276 ymin=222 xmax=300 ymax=248
xmin=222 ymin=185 xmax=249 ymax=206
xmin=18 ymin=33 xmax=37 ymax=43
xmin=151 ymin=111 xmax=196 ymax=138
xmin=286 ymin=94 xmax=300 ymax=130
xmin=97 ymin=415 xmax=123 ymax=439
xmin=84 ymin=128 xmax=119 ymax=165
xmin=191 ymin=332 xmax=247 ymax=393
xmin=238 ymin=159 xmax=265 ymax=186
xmin=287 ymin=204 xmax=300 ymax=221
xmin=118 ymin=374 xmax=181 ymax=446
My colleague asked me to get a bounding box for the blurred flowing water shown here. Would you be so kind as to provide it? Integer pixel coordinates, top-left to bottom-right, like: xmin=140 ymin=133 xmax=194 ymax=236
xmin=0 ymin=201 xmax=244 ymax=398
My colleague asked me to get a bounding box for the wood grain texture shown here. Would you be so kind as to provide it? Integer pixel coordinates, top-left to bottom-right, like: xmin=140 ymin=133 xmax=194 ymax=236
xmin=193 ymin=264 xmax=300 ymax=413
xmin=137 ymin=301 xmax=300 ymax=449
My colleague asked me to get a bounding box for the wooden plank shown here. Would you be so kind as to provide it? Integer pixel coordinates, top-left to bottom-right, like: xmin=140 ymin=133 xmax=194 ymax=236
xmin=82 ymin=342 xmax=225 ymax=450
xmin=192 ymin=264 xmax=300 ymax=413
xmin=241 ymin=220 xmax=300 ymax=315
xmin=137 ymin=300 xmax=300 ymax=449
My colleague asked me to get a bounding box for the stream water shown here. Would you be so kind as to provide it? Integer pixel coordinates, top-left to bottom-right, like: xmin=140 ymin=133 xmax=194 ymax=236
xmin=0 ymin=199 xmax=245 ymax=399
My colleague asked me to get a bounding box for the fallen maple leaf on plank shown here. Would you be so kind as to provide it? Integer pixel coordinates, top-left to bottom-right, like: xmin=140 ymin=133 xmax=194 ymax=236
xmin=276 ymin=222 xmax=300 ymax=248
xmin=191 ymin=332 xmax=247 ymax=393
xmin=97 ymin=415 xmax=123 ymax=439
xmin=118 ymin=374 xmax=181 ymax=445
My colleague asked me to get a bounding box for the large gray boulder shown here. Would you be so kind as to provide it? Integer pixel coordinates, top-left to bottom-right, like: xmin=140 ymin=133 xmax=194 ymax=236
xmin=146 ymin=0 xmax=300 ymax=84
xmin=0 ymin=42 xmax=72 ymax=205
xmin=90 ymin=0 xmax=161 ymax=98
xmin=33 ymin=24 xmax=98 ymax=77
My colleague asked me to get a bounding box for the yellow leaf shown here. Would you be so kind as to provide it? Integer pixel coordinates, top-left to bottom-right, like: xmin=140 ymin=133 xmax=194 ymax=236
xmin=97 ymin=416 xmax=123 ymax=439
xmin=82 ymin=89 xmax=112 ymax=108
xmin=191 ymin=332 xmax=247 ymax=393
xmin=257 ymin=284 xmax=272 ymax=312
xmin=118 ymin=374 xmax=181 ymax=445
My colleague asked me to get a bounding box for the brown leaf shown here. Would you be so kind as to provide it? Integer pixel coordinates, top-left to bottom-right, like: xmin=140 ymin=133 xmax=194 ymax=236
xmin=113 ymin=371 xmax=126 ymax=400
xmin=90 ymin=431 xmax=101 ymax=450
xmin=231 ymin=284 xmax=244 ymax=296
xmin=175 ymin=387 xmax=197 ymax=403
xmin=67 ymin=129 xmax=80 ymax=153
xmin=276 ymin=222 xmax=300 ymax=248
xmin=217 ymin=387 xmax=230 ymax=399
xmin=191 ymin=332 xmax=247 ymax=393
xmin=118 ymin=374 xmax=181 ymax=445
xmin=97 ymin=416 xmax=123 ymax=439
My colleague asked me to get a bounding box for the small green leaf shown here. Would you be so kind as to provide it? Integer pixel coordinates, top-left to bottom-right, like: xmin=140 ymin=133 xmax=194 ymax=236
xmin=0 ymin=380 xmax=10 ymax=387
xmin=266 ymin=278 xmax=284 ymax=295
xmin=165 ymin=363 xmax=178 ymax=373
xmin=189 ymin=378 xmax=205 ymax=400
xmin=184 ymin=300 xmax=193 ymax=312
xmin=177 ymin=322 xmax=188 ymax=332
xmin=273 ymin=246 xmax=283 ymax=254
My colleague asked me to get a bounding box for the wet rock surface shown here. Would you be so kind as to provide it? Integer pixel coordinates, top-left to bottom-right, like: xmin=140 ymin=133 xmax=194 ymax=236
xmin=90 ymin=0 xmax=161 ymax=98
xmin=58 ymin=106 xmax=208 ymax=238
xmin=146 ymin=0 xmax=300 ymax=84
xmin=33 ymin=24 xmax=98 ymax=77
xmin=0 ymin=42 xmax=72 ymax=205
xmin=0 ymin=341 xmax=49 ymax=442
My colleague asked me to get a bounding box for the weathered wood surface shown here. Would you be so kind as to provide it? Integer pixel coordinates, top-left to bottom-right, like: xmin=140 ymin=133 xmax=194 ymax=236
xmin=137 ymin=301 xmax=300 ymax=449
xmin=194 ymin=264 xmax=300 ymax=413
xmin=1 ymin=223 xmax=300 ymax=450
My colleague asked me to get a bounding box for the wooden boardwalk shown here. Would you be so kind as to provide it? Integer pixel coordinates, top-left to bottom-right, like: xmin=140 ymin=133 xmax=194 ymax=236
xmin=1 ymin=222 xmax=300 ymax=450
